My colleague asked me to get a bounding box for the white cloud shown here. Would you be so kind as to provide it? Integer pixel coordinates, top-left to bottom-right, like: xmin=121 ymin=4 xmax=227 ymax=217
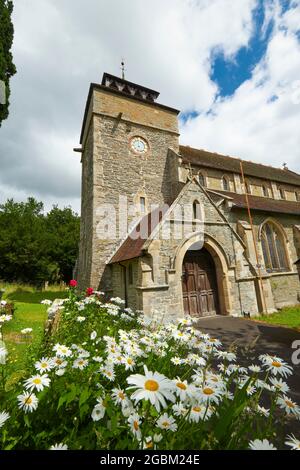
xmin=181 ymin=2 xmax=300 ymax=172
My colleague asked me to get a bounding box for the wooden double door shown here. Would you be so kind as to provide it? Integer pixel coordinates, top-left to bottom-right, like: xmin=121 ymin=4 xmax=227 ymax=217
xmin=182 ymin=249 xmax=219 ymax=317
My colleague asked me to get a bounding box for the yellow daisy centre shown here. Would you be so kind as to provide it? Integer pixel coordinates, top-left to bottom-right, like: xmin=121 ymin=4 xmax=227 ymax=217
xmin=193 ymin=406 xmax=202 ymax=412
xmin=145 ymin=379 xmax=159 ymax=392
xmin=41 ymin=362 xmax=48 ymax=368
xmin=133 ymin=420 xmax=139 ymax=431
xmin=203 ymin=387 xmax=214 ymax=395
xmin=285 ymin=400 xmax=295 ymax=408
xmin=33 ymin=378 xmax=41 ymax=385
xmin=146 ymin=441 xmax=154 ymax=449
xmin=176 ymin=382 xmax=187 ymax=390
xmin=25 ymin=397 xmax=33 ymax=405
xmin=118 ymin=392 xmax=125 ymax=400
xmin=56 ymin=359 xmax=63 ymax=365
xmin=272 ymin=361 xmax=282 ymax=368
xmin=127 ymin=359 xmax=133 ymax=364
xmin=162 ymin=421 xmax=169 ymax=427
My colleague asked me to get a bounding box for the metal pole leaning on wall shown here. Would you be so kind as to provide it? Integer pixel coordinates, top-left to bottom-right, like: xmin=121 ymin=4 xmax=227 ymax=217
xmin=239 ymin=162 xmax=268 ymax=315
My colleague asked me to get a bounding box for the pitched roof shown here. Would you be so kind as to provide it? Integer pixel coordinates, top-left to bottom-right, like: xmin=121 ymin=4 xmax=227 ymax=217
xmin=109 ymin=206 xmax=168 ymax=264
xmin=180 ymin=145 xmax=300 ymax=187
xmin=216 ymin=190 xmax=300 ymax=216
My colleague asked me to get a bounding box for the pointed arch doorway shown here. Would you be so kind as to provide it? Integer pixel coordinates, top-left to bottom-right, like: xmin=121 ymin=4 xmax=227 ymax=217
xmin=182 ymin=248 xmax=219 ymax=317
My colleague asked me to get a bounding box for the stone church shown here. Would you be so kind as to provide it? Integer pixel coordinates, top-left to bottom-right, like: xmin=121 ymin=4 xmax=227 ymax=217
xmin=76 ymin=72 xmax=300 ymax=319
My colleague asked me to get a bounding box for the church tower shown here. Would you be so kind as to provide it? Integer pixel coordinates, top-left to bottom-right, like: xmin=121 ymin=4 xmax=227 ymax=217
xmin=76 ymin=73 xmax=180 ymax=290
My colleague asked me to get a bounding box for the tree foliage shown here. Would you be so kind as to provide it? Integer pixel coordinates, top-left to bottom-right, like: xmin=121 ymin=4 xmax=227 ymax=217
xmin=0 ymin=198 xmax=80 ymax=284
xmin=0 ymin=0 xmax=17 ymax=125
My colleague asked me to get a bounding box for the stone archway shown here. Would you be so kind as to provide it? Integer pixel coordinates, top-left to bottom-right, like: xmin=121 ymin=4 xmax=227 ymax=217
xmin=174 ymin=232 xmax=232 ymax=316
xmin=182 ymin=248 xmax=219 ymax=317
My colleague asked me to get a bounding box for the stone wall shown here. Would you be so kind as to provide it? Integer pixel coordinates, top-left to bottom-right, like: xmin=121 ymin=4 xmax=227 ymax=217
xmin=77 ymin=86 xmax=179 ymax=290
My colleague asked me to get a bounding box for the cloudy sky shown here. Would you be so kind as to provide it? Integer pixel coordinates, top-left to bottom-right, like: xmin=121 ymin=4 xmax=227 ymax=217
xmin=0 ymin=0 xmax=299 ymax=213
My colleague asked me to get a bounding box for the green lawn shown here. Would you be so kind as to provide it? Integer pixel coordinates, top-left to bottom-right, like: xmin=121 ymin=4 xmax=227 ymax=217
xmin=1 ymin=285 xmax=68 ymax=384
xmin=256 ymin=305 xmax=300 ymax=329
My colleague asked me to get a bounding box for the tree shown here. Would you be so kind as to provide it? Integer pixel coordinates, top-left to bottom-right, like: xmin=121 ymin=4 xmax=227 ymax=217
xmin=45 ymin=206 xmax=80 ymax=281
xmin=0 ymin=0 xmax=17 ymax=125
xmin=0 ymin=198 xmax=80 ymax=285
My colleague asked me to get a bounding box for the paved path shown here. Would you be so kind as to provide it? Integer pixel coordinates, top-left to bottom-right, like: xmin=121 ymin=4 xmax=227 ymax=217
xmin=195 ymin=316 xmax=300 ymax=403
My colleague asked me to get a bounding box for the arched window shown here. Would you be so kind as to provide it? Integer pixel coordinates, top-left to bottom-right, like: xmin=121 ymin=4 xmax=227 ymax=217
xmin=261 ymin=222 xmax=289 ymax=273
xmin=262 ymin=185 xmax=269 ymax=198
xmin=198 ymin=172 xmax=206 ymax=187
xmin=193 ymin=200 xmax=201 ymax=220
xmin=222 ymin=176 xmax=230 ymax=191
xmin=278 ymin=187 xmax=286 ymax=200
xmin=245 ymin=180 xmax=251 ymax=195
xmin=140 ymin=197 xmax=146 ymax=213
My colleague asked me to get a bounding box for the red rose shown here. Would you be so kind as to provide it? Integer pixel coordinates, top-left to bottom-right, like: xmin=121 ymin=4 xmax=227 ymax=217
xmin=69 ymin=280 xmax=78 ymax=287
xmin=86 ymin=287 xmax=94 ymax=296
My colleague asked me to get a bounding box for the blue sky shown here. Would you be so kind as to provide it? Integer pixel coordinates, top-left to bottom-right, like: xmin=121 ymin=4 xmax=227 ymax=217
xmin=211 ymin=0 xmax=275 ymax=97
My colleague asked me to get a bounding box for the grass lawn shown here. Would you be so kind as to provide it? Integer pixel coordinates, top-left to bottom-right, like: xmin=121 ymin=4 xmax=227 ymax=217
xmin=256 ymin=305 xmax=300 ymax=330
xmin=1 ymin=284 xmax=68 ymax=384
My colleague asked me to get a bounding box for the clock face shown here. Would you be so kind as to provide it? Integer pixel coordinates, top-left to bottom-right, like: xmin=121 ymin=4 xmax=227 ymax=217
xmin=130 ymin=137 xmax=148 ymax=154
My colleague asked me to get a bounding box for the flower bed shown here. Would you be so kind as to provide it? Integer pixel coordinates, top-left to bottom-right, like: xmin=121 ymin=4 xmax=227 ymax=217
xmin=0 ymin=287 xmax=299 ymax=450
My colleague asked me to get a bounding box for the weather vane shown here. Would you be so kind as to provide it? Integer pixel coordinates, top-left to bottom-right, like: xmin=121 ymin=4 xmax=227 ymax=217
xmin=121 ymin=59 xmax=125 ymax=80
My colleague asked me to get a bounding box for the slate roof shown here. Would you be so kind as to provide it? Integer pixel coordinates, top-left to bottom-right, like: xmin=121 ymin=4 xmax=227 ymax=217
xmin=109 ymin=206 xmax=168 ymax=264
xmin=216 ymin=190 xmax=300 ymax=216
xmin=180 ymin=145 xmax=300 ymax=187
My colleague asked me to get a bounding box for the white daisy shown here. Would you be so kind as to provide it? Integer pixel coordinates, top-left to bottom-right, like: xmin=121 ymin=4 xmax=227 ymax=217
xmin=56 ymin=368 xmax=66 ymax=376
xmin=285 ymin=434 xmax=300 ymax=450
xmin=157 ymin=413 xmax=177 ymax=432
xmin=17 ymin=392 xmax=39 ymax=413
xmin=128 ymin=413 xmax=142 ymax=441
xmin=21 ymin=328 xmax=33 ymax=334
xmin=53 ymin=344 xmax=72 ymax=358
xmin=35 ymin=357 xmax=54 ymax=373
xmin=24 ymin=374 xmax=50 ymax=392
xmin=249 ymin=439 xmax=277 ymax=450
xmin=264 ymin=358 xmax=293 ymax=378
xmin=248 ymin=365 xmax=262 ymax=373
xmin=52 ymin=357 xmax=67 ymax=369
xmin=172 ymin=403 xmax=188 ymax=417
xmin=215 ymin=351 xmax=236 ymax=362
xmin=111 ymin=388 xmax=129 ymax=406
xmin=277 ymin=396 xmax=300 ymax=418
xmin=122 ymin=356 xmax=136 ymax=371
xmin=0 ymin=344 xmax=7 ymax=365
xmin=76 ymin=316 xmax=86 ymax=322
xmin=173 ymin=377 xmax=195 ymax=401
xmin=91 ymin=401 xmax=106 ymax=421
xmin=72 ymin=358 xmax=88 ymax=370
xmin=257 ymin=405 xmax=270 ymax=417
xmin=127 ymin=365 xmax=175 ymax=412
xmin=100 ymin=365 xmax=115 ymax=381
xmin=269 ymin=377 xmax=290 ymax=395
xmin=196 ymin=384 xmax=224 ymax=404
xmin=171 ymin=356 xmax=183 ymax=366
xmin=0 ymin=411 xmax=10 ymax=428
xmin=92 ymin=356 xmax=103 ymax=363
xmin=188 ymin=404 xmax=212 ymax=423
xmin=50 ymin=443 xmax=68 ymax=450
xmin=90 ymin=331 xmax=97 ymax=340
xmin=143 ymin=434 xmax=163 ymax=450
